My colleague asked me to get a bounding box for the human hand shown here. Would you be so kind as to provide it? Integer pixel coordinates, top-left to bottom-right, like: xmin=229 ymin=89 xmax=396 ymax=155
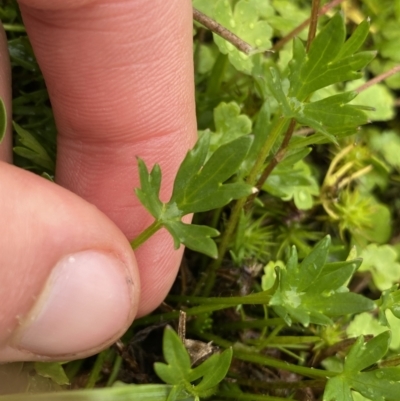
xmin=0 ymin=0 xmax=196 ymax=362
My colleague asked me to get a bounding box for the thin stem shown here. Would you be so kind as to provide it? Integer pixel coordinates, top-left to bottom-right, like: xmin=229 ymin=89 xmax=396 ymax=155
xmin=233 ymin=378 xmax=326 ymax=391
xmin=245 ymin=119 xmax=296 ymax=211
xmin=307 ymin=0 xmax=322 ymax=52
xmin=106 ymin=354 xmax=122 ymax=387
xmin=197 ymin=117 xmax=288 ymax=295
xmin=193 ymin=8 xmax=254 ymax=55
xmin=2 ymin=24 xmax=26 ymax=32
xmin=217 ymin=392 xmax=290 ymax=401
xmin=234 ymin=350 xmax=336 ymax=378
xmin=132 ymin=303 xmax=244 ymax=328
xmin=272 ymin=0 xmax=345 ymax=52
xmin=337 ymin=165 xmax=373 ymax=189
xmin=198 ymin=332 xmax=336 ymax=379
xmin=251 ymin=336 xmax=321 ymax=346
xmin=85 ymin=349 xmax=111 ymax=389
xmin=0 ymin=384 xmax=176 ymax=401
xmin=168 ymin=291 xmax=272 ymax=306
xmin=356 ymin=65 xmax=400 ymax=93
xmin=130 ymin=220 xmax=162 ymax=250
xmin=325 ymin=145 xmax=354 ymax=182
xmin=206 ymin=53 xmax=229 ymax=96
xmin=218 ymin=318 xmax=286 ymax=331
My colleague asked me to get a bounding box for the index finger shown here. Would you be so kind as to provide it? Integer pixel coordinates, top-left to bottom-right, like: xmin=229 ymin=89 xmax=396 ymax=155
xmin=18 ymin=0 xmax=197 ymax=315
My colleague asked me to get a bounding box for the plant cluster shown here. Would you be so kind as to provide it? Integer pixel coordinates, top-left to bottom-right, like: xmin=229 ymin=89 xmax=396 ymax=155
xmin=1 ymin=0 xmax=400 ymax=400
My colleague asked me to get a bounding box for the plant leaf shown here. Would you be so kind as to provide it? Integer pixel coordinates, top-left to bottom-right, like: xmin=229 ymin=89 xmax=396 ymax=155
xmin=291 ymin=13 xmax=375 ymax=100
xmin=269 ymin=236 xmax=375 ymax=326
xmin=300 ymin=92 xmax=369 ymax=135
xmin=261 ymin=13 xmax=374 ymax=142
xmin=154 ymin=327 xmax=191 ymax=385
xmin=212 ymin=0 xmax=273 ymax=74
xmin=154 ymin=327 xmax=231 ymax=400
xmin=323 ymin=332 xmax=400 ymax=401
xmin=191 ymin=348 xmax=233 ymax=392
xmin=359 ymin=244 xmax=400 ymax=291
xmin=135 ymin=158 xmax=163 ymax=219
xmin=199 ymin=102 xmax=252 ymax=155
xmin=165 ymin=221 xmax=219 ymax=259
xmin=135 ymin=133 xmax=254 ymax=256
xmin=34 ymin=362 xmax=69 ymax=386
xmin=263 ymin=160 xmax=319 ymax=210
xmin=13 ymin=122 xmax=55 ymax=171
xmin=170 ymin=135 xmax=254 ymax=214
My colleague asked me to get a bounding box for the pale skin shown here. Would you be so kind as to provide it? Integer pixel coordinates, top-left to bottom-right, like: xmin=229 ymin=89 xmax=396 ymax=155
xmin=0 ymin=0 xmax=196 ymax=362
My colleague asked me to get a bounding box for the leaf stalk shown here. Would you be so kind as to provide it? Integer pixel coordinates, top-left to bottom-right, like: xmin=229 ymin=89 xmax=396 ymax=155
xmin=196 ymin=117 xmax=289 ymax=295
xmin=130 ymin=220 xmax=163 ymax=250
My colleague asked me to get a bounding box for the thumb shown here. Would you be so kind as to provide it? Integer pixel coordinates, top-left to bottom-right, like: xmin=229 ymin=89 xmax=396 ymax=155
xmin=0 ymin=163 xmax=139 ymax=362
xmin=0 ymin=23 xmax=138 ymax=362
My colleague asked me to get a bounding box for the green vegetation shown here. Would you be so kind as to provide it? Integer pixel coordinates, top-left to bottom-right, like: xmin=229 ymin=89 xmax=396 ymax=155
xmin=2 ymin=0 xmax=400 ymax=400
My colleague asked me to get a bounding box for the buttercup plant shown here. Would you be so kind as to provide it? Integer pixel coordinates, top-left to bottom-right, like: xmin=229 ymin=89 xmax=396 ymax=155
xmin=2 ymin=0 xmax=400 ymax=400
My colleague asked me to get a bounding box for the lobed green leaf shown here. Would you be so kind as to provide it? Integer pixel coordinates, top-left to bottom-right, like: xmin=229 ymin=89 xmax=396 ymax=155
xmin=155 ymin=327 xmax=191 ymax=384
xmin=170 ymin=135 xmax=254 ymax=214
xmin=269 ymin=236 xmax=374 ymax=326
xmin=345 ymin=332 xmax=390 ymax=374
xmin=291 ymin=13 xmax=375 ymax=100
xmin=323 ymin=332 xmax=400 ymax=401
xmin=135 ymin=158 xmax=163 ymax=219
xmin=13 ymin=122 xmax=55 ymax=171
xmin=192 ymin=348 xmax=233 ymax=392
xmin=165 ymin=221 xmax=219 ymax=259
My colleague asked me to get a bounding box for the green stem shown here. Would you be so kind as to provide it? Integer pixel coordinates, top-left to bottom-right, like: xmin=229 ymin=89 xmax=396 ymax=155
xmin=168 ymin=291 xmax=271 ymax=306
xmin=218 ymin=318 xmax=286 ymax=331
xmin=0 ymin=384 xmax=190 ymax=401
xmin=206 ymin=53 xmax=229 ymax=97
xmin=197 ymin=332 xmax=336 ymax=379
xmin=85 ymin=349 xmax=111 ymax=389
xmin=2 ymin=24 xmax=26 ymax=32
xmin=233 ymin=350 xmax=336 ymax=378
xmin=198 ymin=116 xmax=289 ymax=295
xmin=106 ymin=355 xmax=122 ymax=387
xmin=130 ymin=221 xmax=162 ymax=250
xmin=132 ymin=302 xmax=262 ymax=328
xmin=217 ymin=392 xmax=291 ymax=401
xmin=232 ymin=377 xmax=326 ymax=390
xmin=248 ymin=336 xmax=321 ymax=347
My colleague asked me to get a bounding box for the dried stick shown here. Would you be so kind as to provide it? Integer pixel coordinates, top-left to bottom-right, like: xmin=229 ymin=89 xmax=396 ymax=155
xmin=193 ymin=8 xmax=254 ymax=55
xmin=356 ymin=65 xmax=400 ymax=93
xmin=272 ymin=0 xmax=345 ymax=52
xmin=307 ymin=0 xmax=321 ymax=52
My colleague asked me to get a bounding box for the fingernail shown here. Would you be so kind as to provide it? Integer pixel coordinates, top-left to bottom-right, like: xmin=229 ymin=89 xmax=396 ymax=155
xmin=14 ymin=251 xmax=133 ymax=357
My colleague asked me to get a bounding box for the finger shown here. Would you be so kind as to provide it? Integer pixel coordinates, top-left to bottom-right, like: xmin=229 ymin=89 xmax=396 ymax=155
xmin=18 ymin=0 xmax=197 ymax=316
xmin=0 ymin=24 xmax=12 ymax=163
xmin=0 ymin=162 xmax=140 ymax=362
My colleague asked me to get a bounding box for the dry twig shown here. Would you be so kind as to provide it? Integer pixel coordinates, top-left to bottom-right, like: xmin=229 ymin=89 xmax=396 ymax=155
xmin=193 ymin=7 xmax=254 ymax=55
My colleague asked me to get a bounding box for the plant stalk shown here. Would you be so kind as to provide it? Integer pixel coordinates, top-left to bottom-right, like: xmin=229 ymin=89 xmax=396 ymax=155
xmin=198 ymin=332 xmax=336 ymax=379
xmin=130 ymin=221 xmax=162 ymax=250
xmin=217 ymin=392 xmax=291 ymax=401
xmin=245 ymin=119 xmax=296 ymax=211
xmin=168 ymin=291 xmax=272 ymax=306
xmin=307 ymin=0 xmax=322 ymax=52
xmin=85 ymin=349 xmax=111 ymax=389
xmin=196 ymin=117 xmax=288 ymax=296
xmin=356 ymin=65 xmax=400 ymax=93
xmin=193 ymin=8 xmax=254 ymax=55
xmin=272 ymin=0 xmax=346 ymax=52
